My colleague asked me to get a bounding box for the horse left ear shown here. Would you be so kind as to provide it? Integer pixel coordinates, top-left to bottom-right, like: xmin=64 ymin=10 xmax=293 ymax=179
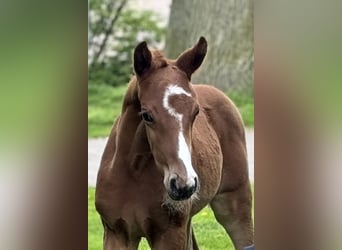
xmin=134 ymin=41 xmax=152 ymax=77
xmin=176 ymin=37 xmax=207 ymax=79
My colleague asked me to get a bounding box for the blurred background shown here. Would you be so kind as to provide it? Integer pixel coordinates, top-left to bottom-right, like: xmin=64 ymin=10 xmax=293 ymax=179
xmin=88 ymin=0 xmax=253 ymax=249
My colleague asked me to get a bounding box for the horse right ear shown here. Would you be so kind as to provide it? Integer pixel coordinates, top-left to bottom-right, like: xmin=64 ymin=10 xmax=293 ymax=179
xmin=134 ymin=41 xmax=152 ymax=76
xmin=176 ymin=37 xmax=207 ymax=79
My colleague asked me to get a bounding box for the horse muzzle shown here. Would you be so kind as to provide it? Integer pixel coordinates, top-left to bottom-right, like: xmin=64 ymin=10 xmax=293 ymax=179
xmin=167 ymin=176 xmax=198 ymax=201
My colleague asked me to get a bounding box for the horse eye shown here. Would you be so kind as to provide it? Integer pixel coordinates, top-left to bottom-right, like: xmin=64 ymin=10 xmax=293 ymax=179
xmin=141 ymin=112 xmax=154 ymax=123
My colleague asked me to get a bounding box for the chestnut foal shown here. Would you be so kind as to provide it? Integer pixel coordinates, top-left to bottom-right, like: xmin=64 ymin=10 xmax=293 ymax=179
xmin=95 ymin=37 xmax=253 ymax=250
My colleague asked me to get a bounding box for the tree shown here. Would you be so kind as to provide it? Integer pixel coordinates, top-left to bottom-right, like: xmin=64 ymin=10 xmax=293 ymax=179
xmin=89 ymin=0 xmax=128 ymax=66
xmin=165 ymin=0 xmax=253 ymax=91
xmin=88 ymin=0 xmax=165 ymax=86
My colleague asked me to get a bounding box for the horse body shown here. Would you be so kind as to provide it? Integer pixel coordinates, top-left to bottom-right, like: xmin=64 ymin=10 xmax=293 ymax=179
xmin=96 ymin=38 xmax=253 ymax=250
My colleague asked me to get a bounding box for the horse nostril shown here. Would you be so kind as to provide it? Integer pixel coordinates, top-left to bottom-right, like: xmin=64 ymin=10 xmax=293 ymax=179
xmin=189 ymin=177 xmax=198 ymax=194
xmin=170 ymin=178 xmax=177 ymax=191
xmin=194 ymin=177 xmax=198 ymax=189
xmin=167 ymin=176 xmax=198 ymax=201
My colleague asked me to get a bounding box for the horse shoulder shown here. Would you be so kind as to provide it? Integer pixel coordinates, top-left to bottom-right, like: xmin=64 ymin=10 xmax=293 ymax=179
xmin=193 ymin=84 xmax=245 ymax=138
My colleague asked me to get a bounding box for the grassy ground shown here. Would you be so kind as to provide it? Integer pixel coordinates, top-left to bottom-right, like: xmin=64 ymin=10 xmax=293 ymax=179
xmin=227 ymin=91 xmax=254 ymax=128
xmin=88 ymin=84 xmax=254 ymax=137
xmin=88 ymin=84 xmax=127 ymax=137
xmin=89 ymin=186 xmax=254 ymax=250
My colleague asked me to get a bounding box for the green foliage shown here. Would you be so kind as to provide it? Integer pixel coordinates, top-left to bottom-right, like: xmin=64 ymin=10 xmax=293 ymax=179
xmin=89 ymin=6 xmax=165 ymax=87
xmin=89 ymin=61 xmax=132 ymax=86
xmin=89 ymin=0 xmax=117 ymax=37
xmin=227 ymin=90 xmax=254 ymax=127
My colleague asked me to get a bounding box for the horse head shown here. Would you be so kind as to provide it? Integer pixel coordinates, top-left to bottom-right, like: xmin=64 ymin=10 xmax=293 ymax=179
xmin=133 ymin=37 xmax=207 ymax=201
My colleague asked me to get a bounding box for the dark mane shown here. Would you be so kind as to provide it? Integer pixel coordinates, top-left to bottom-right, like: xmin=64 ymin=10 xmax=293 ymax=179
xmin=150 ymin=50 xmax=168 ymax=69
xmin=122 ymin=77 xmax=139 ymax=111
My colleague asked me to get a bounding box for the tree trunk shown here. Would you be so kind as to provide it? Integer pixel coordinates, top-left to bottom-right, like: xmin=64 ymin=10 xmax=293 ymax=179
xmin=165 ymin=0 xmax=253 ymax=92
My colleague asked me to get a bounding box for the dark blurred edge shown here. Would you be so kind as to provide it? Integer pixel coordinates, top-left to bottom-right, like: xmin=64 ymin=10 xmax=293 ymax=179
xmin=52 ymin=1 xmax=89 ymax=250
xmin=0 ymin=0 xmax=90 ymax=249
xmin=255 ymin=1 xmax=342 ymax=250
xmin=46 ymin=1 xmax=88 ymax=250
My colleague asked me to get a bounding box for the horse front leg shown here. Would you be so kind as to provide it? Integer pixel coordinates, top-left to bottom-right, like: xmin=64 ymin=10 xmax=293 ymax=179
xmin=103 ymin=227 xmax=140 ymax=250
xmin=152 ymin=224 xmax=191 ymax=250
xmin=190 ymin=225 xmax=199 ymax=250
xmin=187 ymin=220 xmax=200 ymax=250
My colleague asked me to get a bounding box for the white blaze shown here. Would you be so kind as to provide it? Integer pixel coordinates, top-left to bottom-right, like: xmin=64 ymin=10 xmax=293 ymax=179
xmin=162 ymin=85 xmax=197 ymax=186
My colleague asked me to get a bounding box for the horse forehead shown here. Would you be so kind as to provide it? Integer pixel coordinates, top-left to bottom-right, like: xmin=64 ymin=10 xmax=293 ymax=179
xmin=164 ymin=84 xmax=191 ymax=96
xmin=140 ymin=83 xmax=193 ymax=112
xmin=162 ymin=84 xmax=193 ymax=115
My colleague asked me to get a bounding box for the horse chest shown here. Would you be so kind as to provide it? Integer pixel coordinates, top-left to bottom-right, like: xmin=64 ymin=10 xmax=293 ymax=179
xmin=102 ymin=192 xmax=175 ymax=241
xmin=97 ymin=171 xmax=168 ymax=231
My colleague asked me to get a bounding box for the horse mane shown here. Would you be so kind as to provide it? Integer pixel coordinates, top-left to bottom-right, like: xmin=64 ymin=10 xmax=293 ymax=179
xmin=122 ymin=50 xmax=169 ymax=111
xmin=150 ymin=50 xmax=168 ymax=69
xmin=122 ymin=77 xmax=139 ymax=111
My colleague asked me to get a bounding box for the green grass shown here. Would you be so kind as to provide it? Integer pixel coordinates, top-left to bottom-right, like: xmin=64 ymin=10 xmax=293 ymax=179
xmin=227 ymin=91 xmax=254 ymax=127
xmin=88 ymin=186 xmax=254 ymax=250
xmin=88 ymin=84 xmax=254 ymax=137
xmin=88 ymin=84 xmax=127 ymax=137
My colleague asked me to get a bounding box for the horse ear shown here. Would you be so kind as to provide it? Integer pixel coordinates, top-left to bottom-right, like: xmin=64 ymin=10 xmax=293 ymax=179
xmin=134 ymin=41 xmax=152 ymax=76
xmin=176 ymin=37 xmax=207 ymax=79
